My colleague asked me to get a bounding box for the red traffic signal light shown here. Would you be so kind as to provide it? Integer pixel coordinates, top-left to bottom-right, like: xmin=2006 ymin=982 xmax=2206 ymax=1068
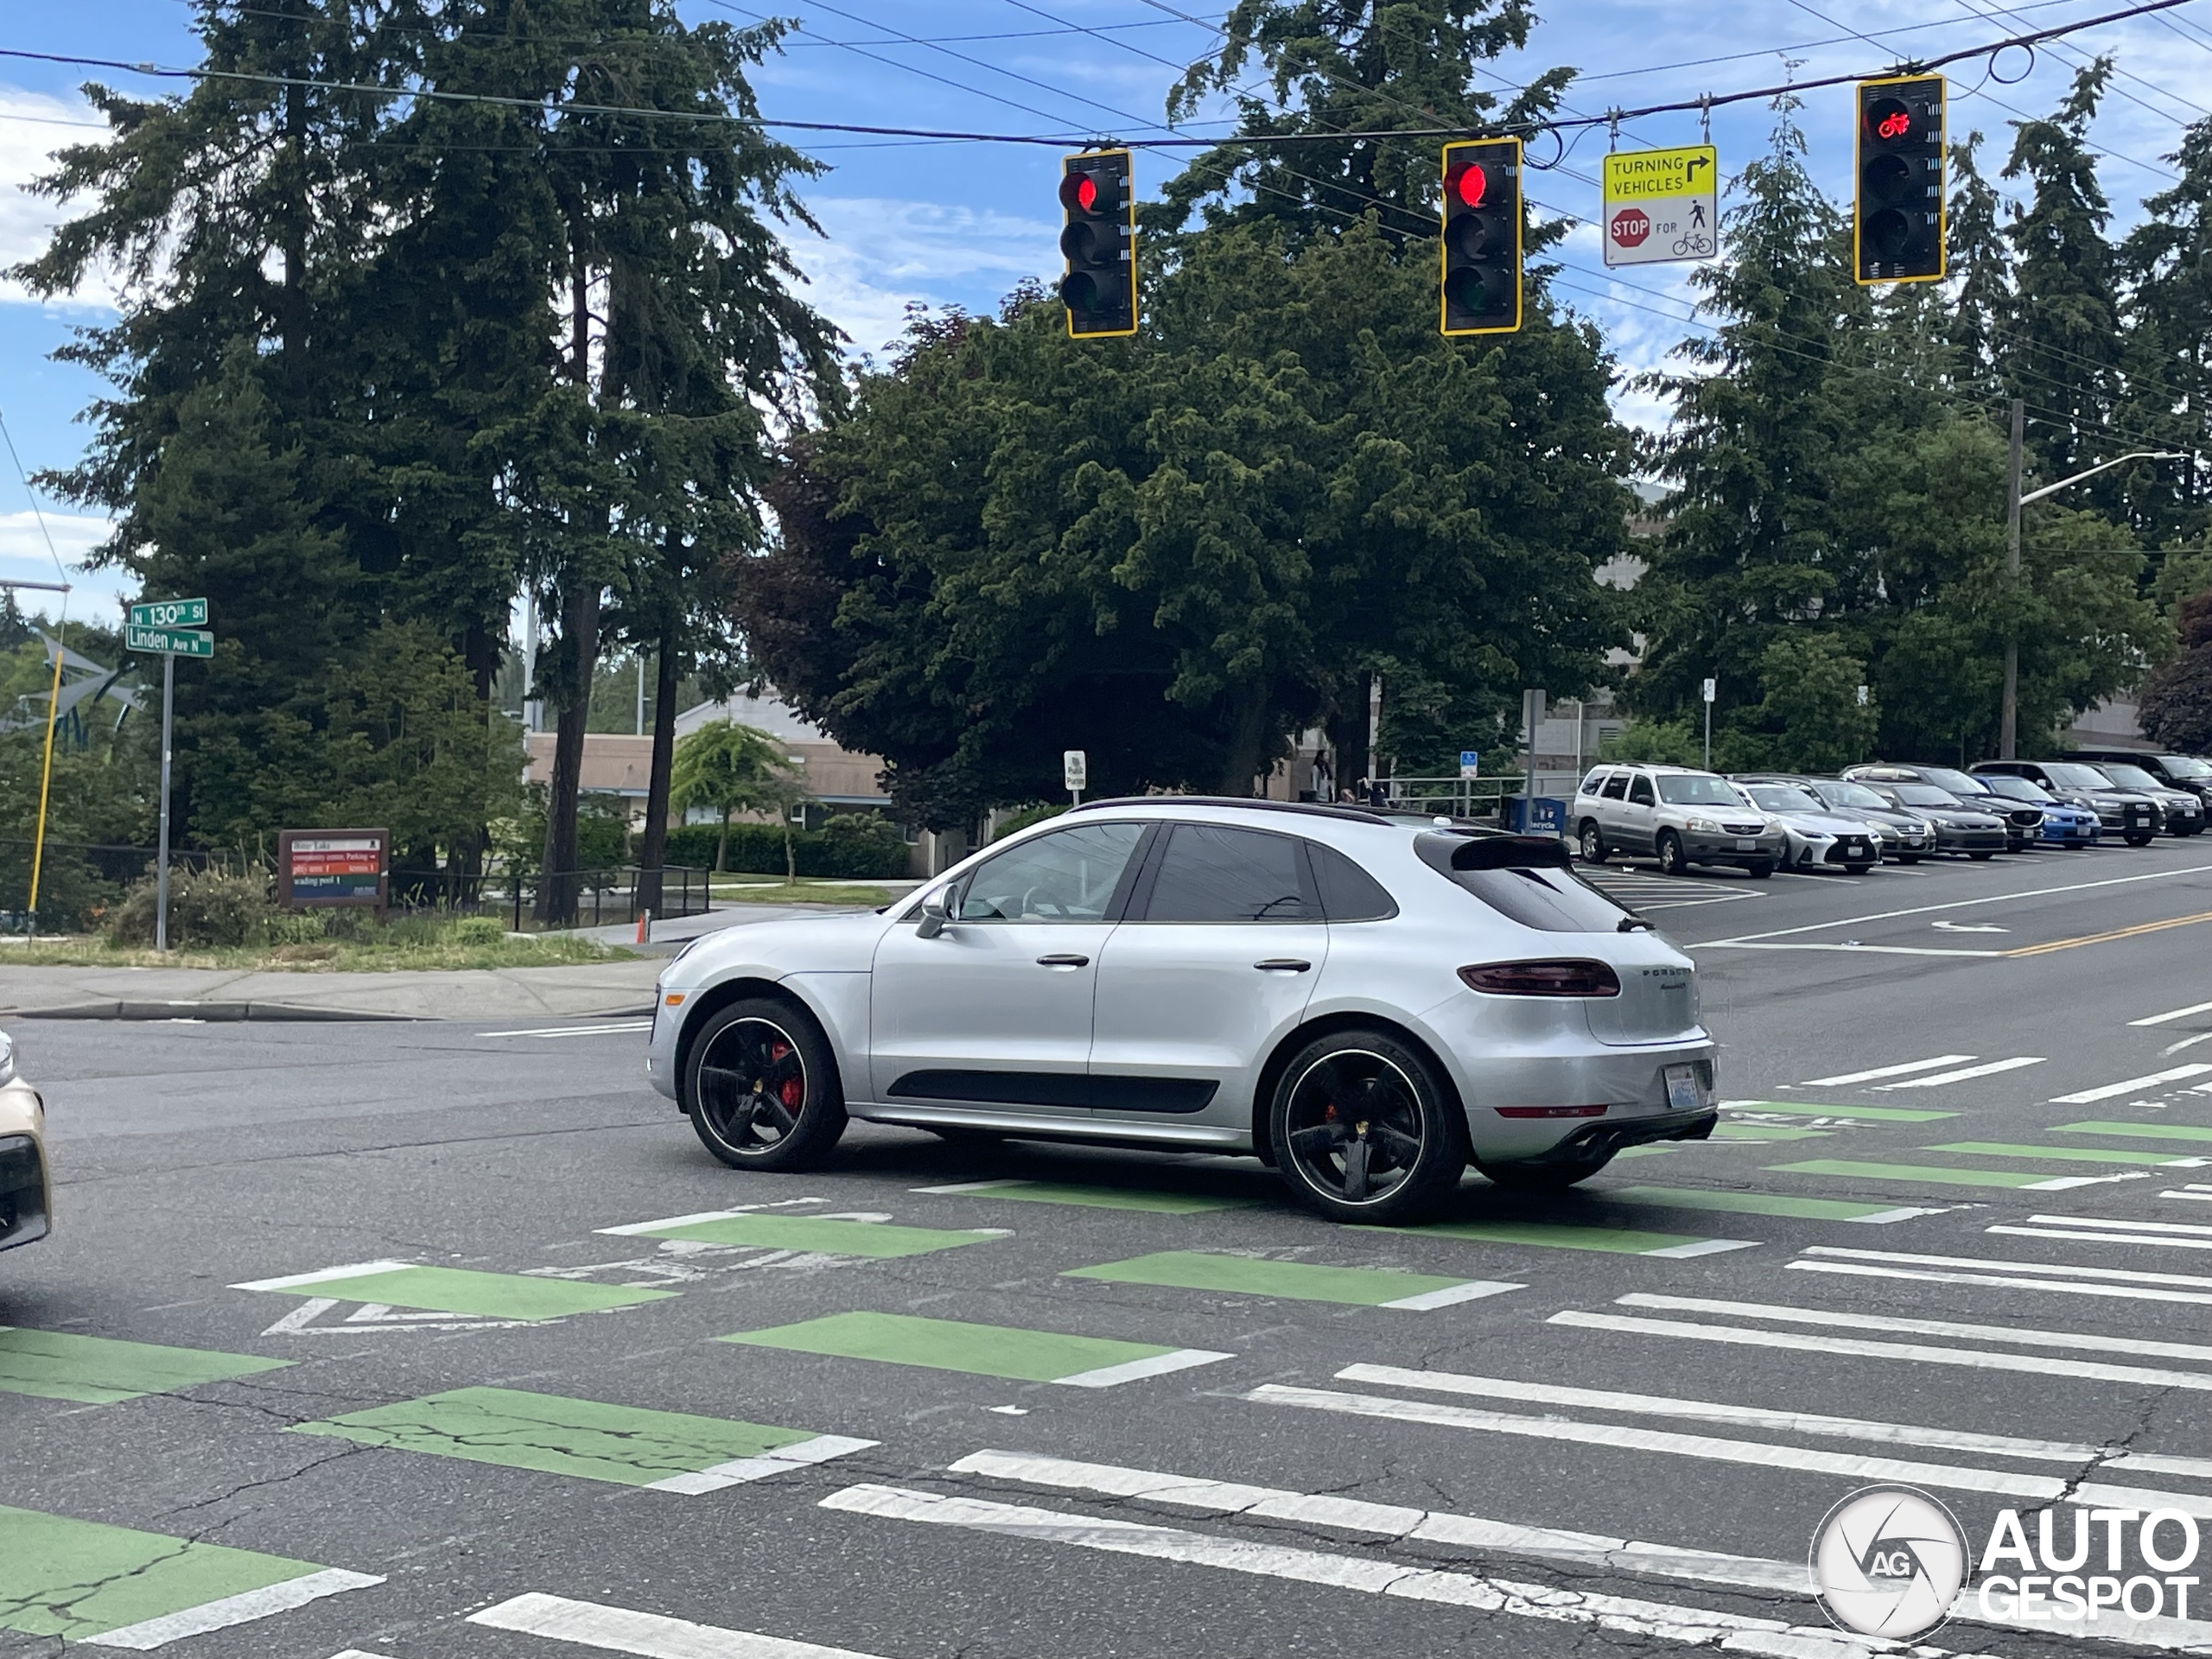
xmin=1059 ymin=149 xmax=1135 ymax=339
xmin=1440 ymin=137 xmax=1522 ymax=337
xmin=1854 ymin=74 xmax=1945 ymax=284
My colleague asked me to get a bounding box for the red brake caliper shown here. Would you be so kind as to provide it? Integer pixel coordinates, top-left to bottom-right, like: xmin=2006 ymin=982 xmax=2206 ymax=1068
xmin=771 ymin=1042 xmax=803 ymax=1109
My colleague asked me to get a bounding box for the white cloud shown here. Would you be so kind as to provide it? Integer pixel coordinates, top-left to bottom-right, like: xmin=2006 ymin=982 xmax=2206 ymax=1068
xmin=0 ymin=89 xmax=120 ymax=311
xmin=0 ymin=509 xmax=130 ymax=617
xmin=789 ymin=195 xmax=1058 ymax=357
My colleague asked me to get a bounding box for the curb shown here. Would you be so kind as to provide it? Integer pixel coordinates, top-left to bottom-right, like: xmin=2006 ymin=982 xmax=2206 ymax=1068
xmin=3 ymin=1001 xmax=425 ymax=1023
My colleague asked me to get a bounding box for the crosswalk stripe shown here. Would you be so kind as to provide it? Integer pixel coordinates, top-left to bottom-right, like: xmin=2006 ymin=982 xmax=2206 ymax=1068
xmin=2027 ymin=1213 xmax=2212 ymax=1237
xmin=718 ymin=1312 xmax=1230 ymax=1387
xmin=1243 ymin=1383 xmax=2212 ymax=1516
xmin=78 ymin=1571 xmax=385 ymax=1651
xmin=1796 ymin=1055 xmax=1974 ymax=1086
xmin=1385 ymin=1219 xmax=1758 ymax=1256
xmin=1768 ymin=1157 xmax=2136 ymax=1192
xmin=1802 ymin=1243 xmax=2212 ymax=1288
xmin=646 ymin=1435 xmax=881 ymax=1496
xmin=817 ymin=1484 xmax=1888 ymax=1657
xmin=1721 ymin=1099 xmax=1956 ymax=1122
xmin=2169 ymin=1186 xmax=2212 ymax=1201
xmin=2132 ymin=998 xmax=2212 ymax=1027
xmin=944 ymin=1448 xmax=1810 ymax=1592
xmin=1875 ymin=1056 xmax=2046 ymax=1089
xmin=1986 ymin=1224 xmax=2212 ymax=1252
xmin=1061 ymin=1250 xmax=1516 ymax=1309
xmin=469 ymin=1592 xmax=887 ymax=1658
xmin=1787 ymin=1257 xmax=2212 ymax=1306
xmin=604 ymin=1213 xmax=1008 ymax=1258
xmin=1925 ymin=1141 xmax=2209 ymax=1166
xmin=1554 ymin=1307 xmax=2212 ymax=1393
xmin=1616 ymin=1290 xmax=2212 ymax=1364
xmin=1331 ymin=1363 xmax=2098 ymax=1463
xmin=1604 ymin=1186 xmax=1943 ymax=1224
xmin=2051 ymin=1064 xmax=2212 ymax=1103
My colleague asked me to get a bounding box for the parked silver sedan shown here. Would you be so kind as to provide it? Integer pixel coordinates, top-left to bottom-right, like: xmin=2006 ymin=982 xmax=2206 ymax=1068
xmin=647 ymin=799 xmax=1718 ymax=1222
xmin=1729 ymin=781 xmax=1883 ymax=873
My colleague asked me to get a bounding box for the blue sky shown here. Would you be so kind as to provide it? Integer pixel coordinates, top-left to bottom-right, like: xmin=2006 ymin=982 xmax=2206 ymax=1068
xmin=2 ymin=0 xmax=2209 ymax=620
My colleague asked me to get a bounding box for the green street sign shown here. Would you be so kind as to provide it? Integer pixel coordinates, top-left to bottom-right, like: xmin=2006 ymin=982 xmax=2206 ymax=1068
xmin=124 ymin=624 xmax=214 ymax=658
xmin=128 ymin=596 xmax=207 ymax=629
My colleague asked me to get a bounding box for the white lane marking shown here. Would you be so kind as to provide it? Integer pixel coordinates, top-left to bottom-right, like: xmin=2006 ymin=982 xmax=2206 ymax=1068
xmin=2023 ymin=1172 xmax=2153 ymax=1191
xmin=1554 ymin=1308 xmax=2212 ymax=1394
xmin=1850 ymin=1206 xmax=1953 ymax=1224
xmin=1643 ymin=1238 xmax=1761 ymax=1259
xmin=644 ymin=1434 xmax=880 ymax=1495
xmin=1988 ymin=1225 xmax=2212 ymax=1252
xmin=1052 ymin=1348 xmax=1234 ymax=1389
xmin=1379 ymin=1279 xmax=1523 ymax=1311
xmin=2051 ymin=1062 xmax=2212 ymax=1103
xmin=2031 ymin=1213 xmax=2212 ymax=1236
xmin=260 ymin=1297 xmax=339 ymax=1335
xmin=1876 ymin=1056 xmax=2047 ymax=1089
xmin=944 ymin=1448 xmax=1808 ymax=1592
xmin=1332 ymin=1363 xmax=2099 ymax=1464
xmin=2133 ymin=998 xmax=2212 ymax=1027
xmin=469 ymin=1592 xmax=887 ymax=1658
xmin=1705 ymin=860 xmax=2212 ymax=944
xmin=1787 ymin=1257 xmax=2212 ymax=1306
xmin=1801 ymin=1243 xmax=2212 ymax=1288
xmin=1617 ymin=1291 xmax=2212 ymax=1364
xmin=1930 ymin=921 xmax=2008 ymax=932
xmin=596 ymin=1200 xmax=829 ymax=1235
xmin=1796 ymin=1056 xmax=1974 ymax=1086
xmin=325 ymin=1651 xmax=397 ymax=1658
xmin=477 ymin=1021 xmax=654 ymax=1038
xmin=910 ymin=1179 xmax=1022 ymax=1194
xmin=79 ymin=1570 xmax=384 ymax=1650
xmin=2164 ymin=1186 xmax=2212 ymax=1201
xmin=229 ymin=1260 xmax=412 ymax=1292
xmin=820 ymin=1484 xmax=1879 ymax=1656
xmin=1692 ymin=943 xmax=2008 ymax=957
xmin=1245 ymin=1384 xmax=2212 ymax=1517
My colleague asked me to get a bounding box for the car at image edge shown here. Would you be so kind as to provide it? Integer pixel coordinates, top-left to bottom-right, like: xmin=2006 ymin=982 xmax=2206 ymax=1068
xmin=646 ymin=799 xmax=1719 ymax=1223
xmin=0 ymin=1031 xmax=50 ymax=1256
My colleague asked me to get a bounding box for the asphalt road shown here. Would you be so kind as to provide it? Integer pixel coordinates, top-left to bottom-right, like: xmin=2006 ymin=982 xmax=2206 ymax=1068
xmin=9 ymin=835 xmax=2212 ymax=1659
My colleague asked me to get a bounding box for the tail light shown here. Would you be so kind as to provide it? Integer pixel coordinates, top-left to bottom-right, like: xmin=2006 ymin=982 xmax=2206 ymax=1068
xmin=1459 ymin=960 xmax=1621 ymax=997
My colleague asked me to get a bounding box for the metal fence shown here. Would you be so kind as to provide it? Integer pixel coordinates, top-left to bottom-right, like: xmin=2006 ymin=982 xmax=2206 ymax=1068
xmin=388 ymin=864 xmax=715 ymax=931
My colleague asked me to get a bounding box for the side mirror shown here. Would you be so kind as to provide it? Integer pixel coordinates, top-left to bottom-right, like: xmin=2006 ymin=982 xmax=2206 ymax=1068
xmin=915 ymin=899 xmax=949 ymax=940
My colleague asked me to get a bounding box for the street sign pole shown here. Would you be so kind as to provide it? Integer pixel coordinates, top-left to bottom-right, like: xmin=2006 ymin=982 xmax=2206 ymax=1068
xmin=1702 ymin=677 xmax=1717 ymax=770
xmin=156 ymin=653 xmax=174 ymax=953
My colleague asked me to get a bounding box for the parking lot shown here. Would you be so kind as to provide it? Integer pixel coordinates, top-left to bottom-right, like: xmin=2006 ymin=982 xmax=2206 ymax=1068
xmin=6 ymin=835 xmax=2212 ymax=1658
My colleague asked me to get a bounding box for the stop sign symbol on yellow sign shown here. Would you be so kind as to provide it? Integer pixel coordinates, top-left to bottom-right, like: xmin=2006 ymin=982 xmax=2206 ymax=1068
xmin=1602 ymin=143 xmax=1719 ymax=267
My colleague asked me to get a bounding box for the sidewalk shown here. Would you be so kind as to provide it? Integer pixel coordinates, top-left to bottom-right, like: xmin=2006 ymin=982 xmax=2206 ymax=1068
xmin=0 ymin=960 xmax=665 ymax=1023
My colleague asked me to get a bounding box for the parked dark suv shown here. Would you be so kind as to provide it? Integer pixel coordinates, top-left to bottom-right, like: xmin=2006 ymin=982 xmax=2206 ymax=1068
xmin=1843 ymin=763 xmax=2045 ymax=852
xmin=2063 ymin=750 xmax=2212 ymax=828
xmin=1971 ymin=761 xmax=2164 ymax=846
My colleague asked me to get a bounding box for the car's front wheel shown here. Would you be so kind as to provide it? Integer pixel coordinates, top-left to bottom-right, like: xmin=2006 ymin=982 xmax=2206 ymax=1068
xmin=1476 ymin=1147 xmax=1617 ymax=1191
xmin=1578 ymin=821 xmax=1607 ymax=864
xmin=1270 ymin=1031 xmax=1465 ymax=1224
xmin=1656 ymin=830 xmax=1689 ymax=876
xmin=1745 ymin=860 xmax=1775 ymax=879
xmin=1970 ymin=849 xmax=1998 ymax=861
xmin=685 ymin=998 xmax=848 ymax=1171
xmin=2127 ymin=832 xmax=2157 ymax=847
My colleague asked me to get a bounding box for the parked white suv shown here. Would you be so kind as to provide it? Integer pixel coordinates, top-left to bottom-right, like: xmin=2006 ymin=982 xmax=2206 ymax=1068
xmin=647 ymin=798 xmax=1718 ymax=1222
xmin=1573 ymin=764 xmax=1786 ymax=878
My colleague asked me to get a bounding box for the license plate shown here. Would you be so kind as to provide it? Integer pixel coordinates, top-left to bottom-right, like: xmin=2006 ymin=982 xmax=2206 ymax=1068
xmin=1664 ymin=1065 xmax=1702 ymax=1112
xmin=1735 ymin=838 xmax=1756 ymax=851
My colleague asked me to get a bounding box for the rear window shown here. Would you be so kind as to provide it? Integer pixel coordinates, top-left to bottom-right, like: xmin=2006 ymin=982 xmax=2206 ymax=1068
xmin=1414 ymin=834 xmax=1638 ymax=933
xmin=1654 ymin=774 xmax=1738 ymax=805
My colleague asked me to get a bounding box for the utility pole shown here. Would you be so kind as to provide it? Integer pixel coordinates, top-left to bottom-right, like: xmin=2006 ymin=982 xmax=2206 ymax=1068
xmin=2001 ymin=397 xmax=2023 ymax=760
xmin=156 ymin=653 xmax=174 ymax=953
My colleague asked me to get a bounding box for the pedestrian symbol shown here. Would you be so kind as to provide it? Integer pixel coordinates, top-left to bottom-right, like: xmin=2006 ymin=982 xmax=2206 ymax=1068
xmin=1603 ymin=143 xmax=1719 ymax=268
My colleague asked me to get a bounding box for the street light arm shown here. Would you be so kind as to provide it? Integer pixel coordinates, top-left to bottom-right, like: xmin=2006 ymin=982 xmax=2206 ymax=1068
xmin=2018 ymin=450 xmax=2187 ymax=506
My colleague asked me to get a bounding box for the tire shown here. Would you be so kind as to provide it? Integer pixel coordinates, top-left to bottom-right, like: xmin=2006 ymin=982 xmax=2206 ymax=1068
xmin=1269 ymin=1029 xmax=1466 ymax=1224
xmin=1844 ymin=862 xmax=1873 ymax=875
xmin=1578 ymin=821 xmax=1607 ymax=864
xmin=1969 ymin=849 xmax=1997 ymax=861
xmin=2126 ymin=833 xmax=2155 ymax=848
xmin=1475 ymin=1147 xmax=1617 ymax=1192
xmin=1897 ymin=855 xmax=1923 ymax=866
xmin=683 ymin=997 xmax=848 ymax=1172
xmin=1745 ymin=861 xmax=1775 ymax=880
xmin=1656 ymin=830 xmax=1688 ymax=877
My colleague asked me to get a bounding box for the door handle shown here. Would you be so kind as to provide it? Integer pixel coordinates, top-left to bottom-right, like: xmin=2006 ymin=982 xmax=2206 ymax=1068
xmin=1035 ymin=953 xmax=1090 ymax=968
xmin=1254 ymin=958 xmax=1313 ymax=972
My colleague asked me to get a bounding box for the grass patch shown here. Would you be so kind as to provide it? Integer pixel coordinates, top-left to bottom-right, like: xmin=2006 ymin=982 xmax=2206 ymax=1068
xmin=0 ymin=934 xmax=635 ymax=972
xmin=707 ymin=881 xmax=897 ymax=908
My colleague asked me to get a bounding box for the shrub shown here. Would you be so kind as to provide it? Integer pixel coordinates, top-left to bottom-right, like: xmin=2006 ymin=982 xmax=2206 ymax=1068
xmin=448 ymin=915 xmax=505 ymax=945
xmin=108 ymin=868 xmax=275 ymax=947
xmin=988 ymin=803 xmax=1067 ymax=842
xmin=662 ymin=812 xmax=909 ymax=879
xmin=266 ymin=912 xmax=326 ymax=945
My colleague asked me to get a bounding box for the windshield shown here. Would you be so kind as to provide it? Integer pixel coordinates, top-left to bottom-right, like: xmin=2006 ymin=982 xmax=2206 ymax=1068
xmin=1655 ymin=774 xmax=1739 ymax=805
xmin=1745 ymin=785 xmax=1822 ymax=814
xmin=1981 ymin=775 xmax=2054 ymax=804
xmin=1917 ymin=766 xmax=1989 ymax=796
xmin=2096 ymin=764 xmax=2164 ymax=791
xmin=1815 ymin=781 xmax=1890 ymax=810
xmin=2158 ymin=755 xmax=2212 ymax=779
xmin=1894 ymin=785 xmax=1960 ymax=807
xmin=2042 ymin=763 xmax=2118 ymax=790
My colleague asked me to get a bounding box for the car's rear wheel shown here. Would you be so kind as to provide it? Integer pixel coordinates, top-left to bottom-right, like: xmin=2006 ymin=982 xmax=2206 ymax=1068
xmin=1476 ymin=1147 xmax=1617 ymax=1191
xmin=685 ymin=998 xmax=847 ymax=1172
xmin=1656 ymin=830 xmax=1688 ymax=877
xmin=1578 ymin=821 xmax=1606 ymax=864
xmin=1270 ymin=1031 xmax=1465 ymax=1224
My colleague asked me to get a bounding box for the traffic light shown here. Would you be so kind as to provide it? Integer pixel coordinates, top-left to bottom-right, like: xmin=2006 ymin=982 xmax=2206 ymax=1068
xmin=1440 ymin=137 xmax=1522 ymax=337
xmin=1059 ymin=149 xmax=1135 ymax=338
xmin=1854 ymin=73 xmax=1946 ymax=284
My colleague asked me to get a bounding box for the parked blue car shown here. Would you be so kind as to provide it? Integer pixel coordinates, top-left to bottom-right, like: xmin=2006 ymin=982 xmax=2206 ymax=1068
xmin=1977 ymin=773 xmax=2101 ymax=847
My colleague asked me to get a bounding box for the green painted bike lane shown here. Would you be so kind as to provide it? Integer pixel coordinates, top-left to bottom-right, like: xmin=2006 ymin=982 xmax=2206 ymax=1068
xmin=0 ymin=1329 xmax=289 ymax=1404
xmin=721 ymin=1311 xmax=1231 ymax=1387
xmin=599 ymin=1211 xmax=1007 ymax=1257
xmin=231 ymin=1261 xmax=675 ymax=1320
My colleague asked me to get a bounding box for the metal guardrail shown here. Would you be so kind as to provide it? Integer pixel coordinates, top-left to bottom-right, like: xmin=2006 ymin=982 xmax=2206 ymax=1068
xmin=385 ymin=866 xmax=714 ymax=931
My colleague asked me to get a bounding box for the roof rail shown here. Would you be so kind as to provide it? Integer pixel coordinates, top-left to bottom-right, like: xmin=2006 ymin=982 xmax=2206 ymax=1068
xmin=1065 ymin=795 xmax=1395 ymax=826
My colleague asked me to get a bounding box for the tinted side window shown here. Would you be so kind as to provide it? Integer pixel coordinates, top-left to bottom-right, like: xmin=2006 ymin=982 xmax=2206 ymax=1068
xmin=1601 ymin=772 xmax=1630 ymax=800
xmin=1578 ymin=769 xmax=1609 ymax=797
xmin=1141 ymin=824 xmax=1320 ymax=922
xmin=1309 ymin=842 xmax=1397 ymax=922
xmin=1628 ymin=776 xmax=1656 ymax=806
xmin=957 ymin=822 xmax=1146 ymax=922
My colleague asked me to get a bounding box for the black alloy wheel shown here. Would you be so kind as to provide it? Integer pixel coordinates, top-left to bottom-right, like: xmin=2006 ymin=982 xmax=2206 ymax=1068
xmin=685 ymin=998 xmax=848 ymax=1171
xmin=1270 ymin=1032 xmax=1464 ymax=1224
